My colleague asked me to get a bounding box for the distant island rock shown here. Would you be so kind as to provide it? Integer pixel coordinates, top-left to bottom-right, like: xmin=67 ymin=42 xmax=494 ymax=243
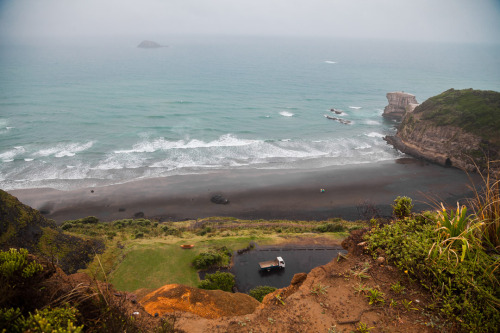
xmin=382 ymin=92 xmax=419 ymax=120
xmin=137 ymin=40 xmax=164 ymax=48
xmin=385 ymin=88 xmax=500 ymax=174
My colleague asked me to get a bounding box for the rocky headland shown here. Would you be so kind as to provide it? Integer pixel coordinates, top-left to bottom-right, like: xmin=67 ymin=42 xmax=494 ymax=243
xmin=382 ymin=91 xmax=419 ymax=120
xmin=385 ymin=88 xmax=500 ymax=174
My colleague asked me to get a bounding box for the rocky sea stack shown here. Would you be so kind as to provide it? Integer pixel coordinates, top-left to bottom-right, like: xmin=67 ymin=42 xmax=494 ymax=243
xmin=137 ymin=40 xmax=163 ymax=48
xmin=382 ymin=91 xmax=419 ymax=120
xmin=385 ymin=88 xmax=500 ymax=174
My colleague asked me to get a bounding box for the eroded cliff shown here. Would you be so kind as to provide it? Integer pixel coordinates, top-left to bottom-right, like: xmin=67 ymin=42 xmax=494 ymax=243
xmin=385 ymin=88 xmax=500 ymax=173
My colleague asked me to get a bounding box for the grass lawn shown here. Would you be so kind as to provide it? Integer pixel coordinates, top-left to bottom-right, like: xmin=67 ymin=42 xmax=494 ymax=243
xmin=108 ymin=235 xmax=277 ymax=291
xmin=109 ymin=242 xmax=199 ymax=291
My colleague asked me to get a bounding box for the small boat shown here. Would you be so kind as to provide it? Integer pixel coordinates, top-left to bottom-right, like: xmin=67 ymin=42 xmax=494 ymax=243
xmin=180 ymin=244 xmax=194 ymax=249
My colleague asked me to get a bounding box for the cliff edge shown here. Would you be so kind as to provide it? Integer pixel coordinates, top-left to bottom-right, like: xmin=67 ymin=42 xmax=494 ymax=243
xmin=385 ymin=88 xmax=500 ymax=173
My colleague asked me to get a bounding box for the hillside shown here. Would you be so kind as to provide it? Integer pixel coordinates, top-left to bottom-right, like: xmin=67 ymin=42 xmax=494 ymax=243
xmin=386 ymin=88 xmax=500 ymax=173
xmin=0 ymin=190 xmax=103 ymax=274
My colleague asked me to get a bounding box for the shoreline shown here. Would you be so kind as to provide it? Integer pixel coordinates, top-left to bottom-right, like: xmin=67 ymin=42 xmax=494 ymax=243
xmin=7 ymin=159 xmax=480 ymax=223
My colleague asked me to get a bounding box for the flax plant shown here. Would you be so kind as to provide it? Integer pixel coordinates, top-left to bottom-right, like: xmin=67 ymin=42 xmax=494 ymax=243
xmin=429 ymin=203 xmax=483 ymax=263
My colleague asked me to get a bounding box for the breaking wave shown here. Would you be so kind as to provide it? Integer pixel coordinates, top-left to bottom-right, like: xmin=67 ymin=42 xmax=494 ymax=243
xmin=279 ymin=111 xmax=294 ymax=117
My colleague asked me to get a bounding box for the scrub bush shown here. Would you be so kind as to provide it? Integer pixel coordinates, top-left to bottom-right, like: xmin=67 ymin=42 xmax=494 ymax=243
xmin=249 ymin=286 xmax=277 ymax=302
xmin=198 ymin=271 xmax=235 ymax=292
xmin=392 ymin=196 xmax=413 ymax=219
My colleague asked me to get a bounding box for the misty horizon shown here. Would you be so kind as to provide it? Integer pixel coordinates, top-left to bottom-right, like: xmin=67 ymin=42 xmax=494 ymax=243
xmin=1 ymin=0 xmax=499 ymax=45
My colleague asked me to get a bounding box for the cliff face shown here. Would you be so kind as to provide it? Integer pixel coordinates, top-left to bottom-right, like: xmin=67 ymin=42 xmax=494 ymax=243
xmin=382 ymin=92 xmax=419 ymax=120
xmin=385 ymin=89 xmax=500 ymax=173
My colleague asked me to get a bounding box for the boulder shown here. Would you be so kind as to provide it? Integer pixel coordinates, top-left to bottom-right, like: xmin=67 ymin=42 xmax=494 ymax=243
xmin=211 ymin=194 xmax=229 ymax=205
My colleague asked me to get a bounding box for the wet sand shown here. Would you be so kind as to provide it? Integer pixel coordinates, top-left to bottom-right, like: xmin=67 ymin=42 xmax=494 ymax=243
xmin=8 ymin=158 xmax=480 ymax=223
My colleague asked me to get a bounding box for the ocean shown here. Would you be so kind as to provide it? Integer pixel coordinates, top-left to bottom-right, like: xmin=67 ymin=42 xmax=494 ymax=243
xmin=1 ymin=36 xmax=499 ymax=190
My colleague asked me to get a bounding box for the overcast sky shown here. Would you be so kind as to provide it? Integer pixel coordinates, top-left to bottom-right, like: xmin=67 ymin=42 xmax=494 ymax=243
xmin=0 ymin=0 xmax=499 ymax=43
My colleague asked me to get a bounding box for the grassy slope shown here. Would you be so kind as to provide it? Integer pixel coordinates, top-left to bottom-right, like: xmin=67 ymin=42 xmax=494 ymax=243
xmin=416 ymin=88 xmax=500 ymax=144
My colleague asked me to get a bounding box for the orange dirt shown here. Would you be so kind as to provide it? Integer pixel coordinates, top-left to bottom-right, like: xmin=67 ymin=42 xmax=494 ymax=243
xmin=140 ymin=284 xmax=260 ymax=319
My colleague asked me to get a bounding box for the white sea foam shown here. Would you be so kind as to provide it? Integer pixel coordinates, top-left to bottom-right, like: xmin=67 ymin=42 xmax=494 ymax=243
xmin=94 ymin=160 xmax=125 ymax=170
xmin=0 ymin=147 xmax=25 ymax=162
xmin=114 ymin=134 xmax=258 ymax=154
xmin=365 ymin=120 xmax=381 ymax=125
xmin=349 ymin=106 xmax=362 ymax=109
xmin=34 ymin=141 xmax=94 ymax=158
xmin=279 ymin=111 xmax=294 ymax=117
xmin=324 ymin=60 xmax=337 ymax=64
xmin=366 ymin=132 xmax=385 ymax=138
xmin=0 ymin=135 xmax=401 ymax=191
xmin=354 ymin=143 xmax=372 ymax=150
xmin=24 ymin=158 xmax=34 ymax=162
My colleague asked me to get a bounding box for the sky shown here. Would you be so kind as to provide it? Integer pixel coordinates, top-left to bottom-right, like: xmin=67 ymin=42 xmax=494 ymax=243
xmin=0 ymin=0 xmax=499 ymax=44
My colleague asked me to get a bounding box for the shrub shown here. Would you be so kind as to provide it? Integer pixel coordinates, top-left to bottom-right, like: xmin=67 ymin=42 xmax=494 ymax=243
xmin=0 ymin=306 xmax=82 ymax=333
xmin=192 ymin=252 xmax=223 ymax=269
xmin=198 ymin=271 xmax=235 ymax=292
xmin=0 ymin=248 xmax=43 ymax=282
xmin=197 ymin=227 xmax=213 ymax=236
xmin=133 ymin=218 xmax=151 ymax=227
xmin=25 ymin=306 xmax=82 ymax=333
xmin=77 ymin=216 xmax=99 ymax=224
xmin=60 ymin=222 xmax=74 ymax=230
xmin=392 ymin=196 xmax=413 ymax=219
xmin=161 ymin=225 xmax=182 ymax=236
xmin=315 ymin=222 xmax=345 ymax=233
xmin=249 ymin=286 xmax=277 ymax=302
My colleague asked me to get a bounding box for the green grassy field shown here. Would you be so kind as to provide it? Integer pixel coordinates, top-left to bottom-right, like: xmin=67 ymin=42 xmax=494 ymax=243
xmin=109 ymin=242 xmax=199 ymax=291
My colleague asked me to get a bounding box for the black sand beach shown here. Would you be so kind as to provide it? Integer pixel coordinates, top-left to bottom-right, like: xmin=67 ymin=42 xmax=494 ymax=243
xmin=8 ymin=158 xmax=481 ymax=223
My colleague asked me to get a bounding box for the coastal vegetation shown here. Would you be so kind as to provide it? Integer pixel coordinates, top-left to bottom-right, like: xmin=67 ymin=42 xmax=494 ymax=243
xmin=198 ymin=271 xmax=235 ymax=292
xmin=249 ymin=286 xmax=277 ymax=302
xmin=364 ymin=180 xmax=500 ymax=332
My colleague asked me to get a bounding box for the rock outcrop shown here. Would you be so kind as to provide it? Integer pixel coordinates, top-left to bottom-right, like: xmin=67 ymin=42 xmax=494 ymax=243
xmin=140 ymin=284 xmax=260 ymax=319
xmin=383 ymin=92 xmax=419 ymax=120
xmin=385 ymin=88 xmax=500 ymax=174
xmin=137 ymin=40 xmax=163 ymax=48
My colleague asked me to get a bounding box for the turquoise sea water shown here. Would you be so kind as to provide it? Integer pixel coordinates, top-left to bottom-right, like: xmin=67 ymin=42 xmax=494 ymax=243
xmin=1 ymin=36 xmax=499 ymax=190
